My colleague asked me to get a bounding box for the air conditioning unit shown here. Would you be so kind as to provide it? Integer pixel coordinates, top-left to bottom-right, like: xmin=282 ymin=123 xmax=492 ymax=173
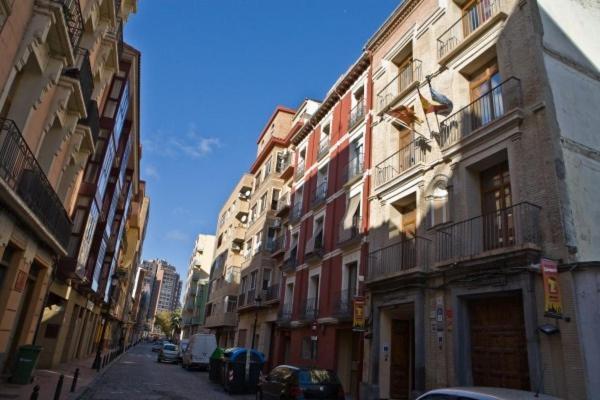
xmin=231 ymin=244 xmax=241 ymax=252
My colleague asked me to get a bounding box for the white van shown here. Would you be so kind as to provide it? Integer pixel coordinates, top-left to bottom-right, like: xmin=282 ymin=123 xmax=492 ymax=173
xmin=181 ymin=333 xmax=217 ymax=370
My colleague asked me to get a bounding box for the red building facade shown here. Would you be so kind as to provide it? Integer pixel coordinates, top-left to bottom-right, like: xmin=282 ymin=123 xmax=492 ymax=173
xmin=273 ymin=54 xmax=372 ymax=399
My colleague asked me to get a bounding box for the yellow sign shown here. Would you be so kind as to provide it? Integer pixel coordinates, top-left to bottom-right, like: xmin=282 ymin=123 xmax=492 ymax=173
xmin=353 ymin=298 xmax=366 ymax=331
xmin=542 ymin=258 xmax=562 ymax=318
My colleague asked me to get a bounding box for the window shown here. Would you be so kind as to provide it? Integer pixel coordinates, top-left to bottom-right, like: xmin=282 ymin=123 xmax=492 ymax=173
xmin=271 ymin=189 xmax=280 ymax=210
xmin=262 ymin=269 xmax=271 ymax=290
xmin=255 ymin=170 xmax=262 ymax=189
xmin=250 ymin=271 xmax=258 ymax=289
xmin=276 ymin=152 xmax=287 ymax=173
xmin=240 ymin=276 xmax=248 ymax=293
xmin=285 ymin=282 xmax=294 ymax=305
xmin=469 ymin=61 xmax=503 ymax=128
xmin=265 ymin=156 xmax=272 ymax=176
xmin=428 ymin=180 xmax=451 ymax=228
xmin=260 ymin=192 xmax=268 ymax=214
xmin=250 ymin=204 xmax=257 ymax=223
xmin=301 ymin=337 xmax=318 ymax=360
xmin=313 ymin=216 xmax=324 ymax=249
xmin=244 ymin=239 xmax=253 ymax=258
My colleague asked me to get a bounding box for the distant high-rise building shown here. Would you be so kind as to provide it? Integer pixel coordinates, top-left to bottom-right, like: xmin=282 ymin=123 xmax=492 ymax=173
xmin=142 ymin=259 xmax=181 ymax=335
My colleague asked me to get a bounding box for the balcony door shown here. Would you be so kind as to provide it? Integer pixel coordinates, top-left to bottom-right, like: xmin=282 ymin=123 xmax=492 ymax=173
xmin=480 ymin=161 xmax=514 ymax=251
xmin=469 ymin=62 xmax=503 ymax=129
xmin=462 ymin=0 xmax=496 ymax=37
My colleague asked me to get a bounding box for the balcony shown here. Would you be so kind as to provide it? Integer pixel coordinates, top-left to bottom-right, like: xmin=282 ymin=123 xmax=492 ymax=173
xmin=434 ymin=202 xmax=541 ymax=266
xmin=332 ymin=289 xmax=354 ymax=320
xmin=52 ymin=0 xmax=84 ymax=50
xmin=317 ymin=136 xmax=330 ymax=160
xmin=439 ymin=77 xmax=522 ymax=151
xmin=271 ymin=235 xmax=286 ymax=257
xmin=437 ymin=0 xmax=506 ymax=63
xmin=290 ymin=202 xmax=302 ymax=224
xmin=342 ymin=152 xmax=364 ymax=187
xmin=310 ymin=181 xmax=328 ymax=209
xmin=338 ymin=216 xmax=363 ymax=247
xmin=376 ymin=59 xmax=422 ymax=114
xmin=277 ymin=302 xmax=293 ymax=325
xmin=278 ymin=153 xmax=294 ymax=180
xmin=0 ymin=118 xmax=72 ymax=251
xmin=264 ymin=283 xmax=280 ymax=302
xmin=235 ymin=202 xmax=250 ymax=222
xmin=348 ymin=100 xmax=366 ymax=131
xmin=304 ymin=232 xmax=325 ymax=262
xmin=240 ymin=288 xmax=257 ymax=309
xmin=204 ymin=311 xmax=237 ymax=328
xmin=374 ymin=139 xmax=427 ymax=188
xmin=367 ymin=237 xmax=431 ymax=284
xmin=275 ymin=193 xmax=290 ymax=217
xmin=282 ymin=249 xmax=298 ymax=272
xmin=299 ymin=297 xmax=319 ymax=321
xmin=295 ymin=160 xmax=306 ymax=181
xmin=231 ymin=224 xmax=245 ymax=245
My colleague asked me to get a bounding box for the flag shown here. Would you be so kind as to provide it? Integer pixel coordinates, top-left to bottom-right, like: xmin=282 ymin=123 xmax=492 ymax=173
xmin=419 ymin=87 xmax=453 ymax=116
xmin=386 ymin=105 xmax=422 ymax=126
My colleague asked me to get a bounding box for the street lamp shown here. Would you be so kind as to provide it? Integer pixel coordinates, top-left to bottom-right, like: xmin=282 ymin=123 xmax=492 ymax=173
xmin=93 ymin=274 xmax=119 ymax=370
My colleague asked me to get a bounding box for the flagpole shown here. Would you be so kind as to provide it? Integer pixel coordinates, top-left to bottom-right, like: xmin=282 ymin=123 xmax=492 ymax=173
xmin=424 ymin=74 xmax=443 ymax=134
xmin=416 ymin=86 xmax=434 ymax=139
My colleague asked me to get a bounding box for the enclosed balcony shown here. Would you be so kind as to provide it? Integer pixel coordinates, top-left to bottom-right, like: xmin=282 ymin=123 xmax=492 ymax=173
xmin=439 ymin=77 xmax=522 ymax=150
xmin=275 ymin=193 xmax=290 ymax=217
xmin=332 ymin=289 xmax=354 ymax=320
xmin=367 ymin=237 xmax=431 ymax=284
xmin=349 ymin=100 xmax=366 ymax=131
xmin=269 ymin=234 xmax=286 ymax=257
xmin=437 ymin=0 xmax=506 ymax=62
xmin=277 ymin=152 xmax=294 ymax=180
xmin=374 ymin=139 xmax=427 ymax=188
xmin=317 ymin=136 xmax=330 ymax=160
xmin=434 ymin=202 xmax=542 ymax=266
xmin=376 ymin=59 xmax=422 ymax=114
xmin=264 ymin=283 xmax=280 ymax=303
xmin=0 ymin=118 xmax=72 ymax=252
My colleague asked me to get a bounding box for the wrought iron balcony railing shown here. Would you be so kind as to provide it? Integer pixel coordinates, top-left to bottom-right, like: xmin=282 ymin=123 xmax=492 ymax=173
xmin=439 ymin=77 xmax=522 ymax=149
xmin=295 ymin=160 xmax=305 ymax=181
xmin=310 ymin=181 xmax=328 ymax=208
xmin=278 ymin=302 xmax=293 ymax=322
xmin=265 ymin=283 xmax=280 ymax=301
xmin=349 ymin=100 xmax=366 ymax=131
xmin=368 ymin=237 xmax=431 ymax=281
xmin=282 ymin=248 xmax=298 ymax=272
xmin=338 ymin=216 xmax=363 ymax=245
xmin=300 ymin=297 xmax=319 ymax=321
xmin=342 ymin=152 xmax=364 ymax=185
xmin=276 ymin=193 xmax=290 ymax=216
xmin=318 ymin=136 xmax=330 ymax=160
xmin=0 ymin=118 xmax=72 ymax=249
xmin=374 ymin=139 xmax=426 ymax=187
xmin=52 ymin=0 xmax=84 ymax=50
xmin=290 ymin=202 xmax=302 ymax=223
xmin=332 ymin=289 xmax=354 ymax=318
xmin=305 ymin=232 xmax=325 ymax=260
xmin=434 ymin=202 xmax=541 ymax=263
xmin=437 ymin=0 xmax=504 ymax=59
xmin=377 ymin=59 xmax=422 ymax=113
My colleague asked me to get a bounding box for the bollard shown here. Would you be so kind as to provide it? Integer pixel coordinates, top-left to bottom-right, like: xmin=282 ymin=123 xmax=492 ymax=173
xmin=30 ymin=385 xmax=40 ymax=400
xmin=53 ymin=374 xmax=64 ymax=400
xmin=70 ymin=368 xmax=80 ymax=392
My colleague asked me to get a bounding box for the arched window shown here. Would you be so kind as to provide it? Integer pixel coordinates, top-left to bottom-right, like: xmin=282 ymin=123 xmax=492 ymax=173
xmin=427 ymin=178 xmax=451 ymax=228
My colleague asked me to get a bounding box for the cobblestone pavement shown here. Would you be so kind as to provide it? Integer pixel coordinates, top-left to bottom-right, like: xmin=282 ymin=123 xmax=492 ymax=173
xmin=79 ymin=343 xmax=255 ymax=400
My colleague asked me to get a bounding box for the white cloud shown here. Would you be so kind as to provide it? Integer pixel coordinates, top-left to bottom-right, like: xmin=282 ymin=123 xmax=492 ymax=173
xmin=165 ymin=229 xmax=189 ymax=243
xmin=144 ymin=164 xmax=160 ymax=180
xmin=143 ymin=123 xmax=222 ymax=159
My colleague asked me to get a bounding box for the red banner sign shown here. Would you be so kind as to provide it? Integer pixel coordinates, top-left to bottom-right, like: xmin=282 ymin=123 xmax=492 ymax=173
xmin=541 ymin=258 xmax=562 ymax=318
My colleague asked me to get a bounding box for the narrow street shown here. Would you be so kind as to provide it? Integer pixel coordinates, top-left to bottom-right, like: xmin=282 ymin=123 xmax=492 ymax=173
xmin=79 ymin=344 xmax=254 ymax=400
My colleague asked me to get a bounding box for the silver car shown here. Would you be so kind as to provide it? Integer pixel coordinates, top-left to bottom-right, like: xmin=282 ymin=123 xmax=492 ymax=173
xmin=416 ymin=387 xmax=562 ymax=400
xmin=157 ymin=343 xmax=179 ymax=363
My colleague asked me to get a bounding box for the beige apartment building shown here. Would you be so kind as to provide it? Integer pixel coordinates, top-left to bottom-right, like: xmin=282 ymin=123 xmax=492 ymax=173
xmin=235 ymin=107 xmax=296 ymax=359
xmin=0 ymin=0 xmax=137 ymax=372
xmin=204 ymin=174 xmax=253 ymax=347
xmin=363 ymin=0 xmax=599 ymax=399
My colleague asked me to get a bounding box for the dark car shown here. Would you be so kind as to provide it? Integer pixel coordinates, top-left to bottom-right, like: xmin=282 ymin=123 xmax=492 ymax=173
xmin=257 ymin=365 xmax=345 ymax=400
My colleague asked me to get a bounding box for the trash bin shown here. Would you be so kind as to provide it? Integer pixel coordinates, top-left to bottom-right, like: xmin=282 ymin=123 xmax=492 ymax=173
xmin=209 ymin=347 xmax=224 ymax=383
xmin=10 ymin=345 xmax=42 ymax=384
xmin=221 ymin=347 xmax=265 ymax=394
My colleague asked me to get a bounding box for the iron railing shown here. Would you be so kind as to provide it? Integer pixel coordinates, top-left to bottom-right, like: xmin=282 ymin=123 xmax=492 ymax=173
xmin=377 ymin=59 xmax=422 ymax=113
xmin=349 ymin=100 xmax=366 ymax=131
xmin=52 ymin=0 xmax=84 ymax=50
xmin=245 ymin=289 xmax=256 ymax=307
xmin=374 ymin=139 xmax=426 ymax=187
xmin=290 ymin=201 xmax=302 ymax=223
xmin=278 ymin=302 xmax=293 ymax=322
xmin=295 ymin=160 xmax=305 ymax=181
xmin=305 ymin=231 xmax=324 ymax=259
xmin=265 ymin=283 xmax=280 ymax=301
xmin=238 ymin=292 xmax=246 ymax=307
xmin=434 ymin=202 xmax=541 ymax=263
xmin=439 ymin=77 xmax=522 ymax=149
xmin=342 ymin=151 xmax=364 ymax=185
xmin=65 ymin=49 xmax=100 ymax=142
xmin=311 ymin=181 xmax=328 ymax=208
xmin=300 ymin=297 xmax=319 ymax=321
xmin=437 ymin=0 xmax=504 ymax=59
xmin=339 ymin=216 xmax=363 ymax=244
xmin=276 ymin=193 xmax=290 ymax=215
xmin=282 ymin=248 xmax=298 ymax=272
xmin=0 ymin=118 xmax=72 ymax=248
xmin=318 ymin=136 xmax=330 ymax=159
xmin=277 ymin=152 xmax=292 ymax=175
xmin=332 ymin=289 xmax=354 ymax=318
xmin=368 ymin=237 xmax=431 ymax=281
xmin=271 ymin=234 xmax=285 ymax=254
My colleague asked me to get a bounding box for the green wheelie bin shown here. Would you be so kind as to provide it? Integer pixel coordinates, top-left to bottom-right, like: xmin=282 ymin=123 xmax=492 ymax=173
xmin=11 ymin=345 xmax=42 ymax=384
xmin=209 ymin=347 xmax=224 ymax=383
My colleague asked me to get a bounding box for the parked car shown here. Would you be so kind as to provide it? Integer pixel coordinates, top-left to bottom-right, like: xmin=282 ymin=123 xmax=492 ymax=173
xmin=181 ymin=333 xmax=217 ymax=370
xmin=257 ymin=365 xmax=345 ymax=400
xmin=151 ymin=341 xmax=164 ymax=352
xmin=157 ymin=343 xmax=179 ymax=363
xmin=178 ymin=339 xmax=190 ymax=362
xmin=415 ymin=387 xmax=563 ymax=400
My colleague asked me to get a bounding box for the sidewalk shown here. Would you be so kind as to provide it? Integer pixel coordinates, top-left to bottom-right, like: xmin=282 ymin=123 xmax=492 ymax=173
xmin=0 ymin=354 xmax=108 ymax=400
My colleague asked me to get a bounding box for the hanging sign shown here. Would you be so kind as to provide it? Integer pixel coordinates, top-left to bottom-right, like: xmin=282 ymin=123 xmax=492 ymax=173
xmin=353 ymin=297 xmax=366 ymax=331
xmin=541 ymin=258 xmax=563 ymax=318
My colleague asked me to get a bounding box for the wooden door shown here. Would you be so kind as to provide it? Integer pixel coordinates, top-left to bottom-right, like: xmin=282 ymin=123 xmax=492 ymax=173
xmin=390 ymin=320 xmax=411 ymax=400
xmin=480 ymin=162 xmax=514 ymax=250
xmin=469 ymin=62 xmax=503 ymax=129
xmin=468 ymin=294 xmax=530 ymax=390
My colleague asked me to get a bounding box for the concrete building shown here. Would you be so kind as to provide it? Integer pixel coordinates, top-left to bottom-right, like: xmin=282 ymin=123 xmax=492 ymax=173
xmin=360 ymin=0 xmax=600 ymax=399
xmin=141 ymin=259 xmax=181 ymax=335
xmin=0 ymin=0 xmax=143 ymax=373
xmin=182 ymin=234 xmax=215 ymax=338
xmin=204 ymin=174 xmax=253 ymax=347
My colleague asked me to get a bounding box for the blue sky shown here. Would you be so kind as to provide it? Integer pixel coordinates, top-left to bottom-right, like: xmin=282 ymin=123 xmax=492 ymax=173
xmin=125 ymin=1 xmax=400 ymax=281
